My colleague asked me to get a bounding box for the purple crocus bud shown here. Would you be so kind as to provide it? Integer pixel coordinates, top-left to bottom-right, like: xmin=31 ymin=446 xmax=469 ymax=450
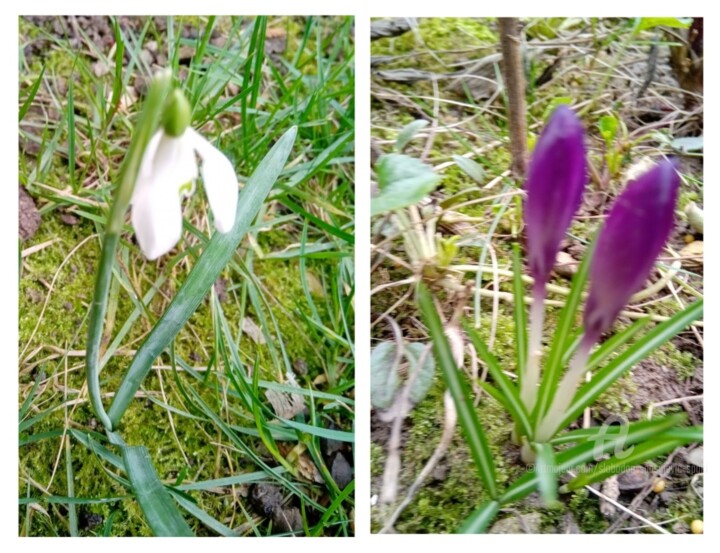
xmin=526 ymin=105 xmax=587 ymax=287
xmin=583 ymin=159 xmax=680 ymax=342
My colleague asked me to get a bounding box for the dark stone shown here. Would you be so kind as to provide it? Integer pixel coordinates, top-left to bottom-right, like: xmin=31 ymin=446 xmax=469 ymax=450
xmin=19 ymin=185 xmax=41 ymax=241
xmin=331 ymin=452 xmax=354 ymax=490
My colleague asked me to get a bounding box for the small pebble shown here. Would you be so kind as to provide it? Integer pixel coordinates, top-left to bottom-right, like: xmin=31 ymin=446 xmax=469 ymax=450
xmin=652 ymin=478 xmax=666 ymax=493
xmin=617 ymin=466 xmax=649 ymax=491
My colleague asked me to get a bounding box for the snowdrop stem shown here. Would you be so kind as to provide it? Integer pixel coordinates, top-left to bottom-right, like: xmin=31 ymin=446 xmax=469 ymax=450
xmin=86 ymin=70 xmax=173 ymax=431
xmin=106 ymin=70 xmax=173 ymax=234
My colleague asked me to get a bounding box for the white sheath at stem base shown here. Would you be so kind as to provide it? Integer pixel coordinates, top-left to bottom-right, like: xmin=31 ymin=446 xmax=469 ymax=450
xmin=536 ymin=337 xmax=593 ymax=442
xmin=520 ymin=284 xmax=546 ymax=412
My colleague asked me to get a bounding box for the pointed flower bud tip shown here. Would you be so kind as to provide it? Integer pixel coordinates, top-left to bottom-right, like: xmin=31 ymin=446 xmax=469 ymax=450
xmin=525 ymin=105 xmax=587 ymax=286
xmin=162 ymin=88 xmax=192 ymax=138
xmin=583 ymin=159 xmax=680 ymax=340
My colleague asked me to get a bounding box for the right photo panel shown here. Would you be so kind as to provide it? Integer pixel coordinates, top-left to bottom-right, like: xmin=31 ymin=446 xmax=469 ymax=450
xmin=370 ymin=17 xmax=703 ymax=534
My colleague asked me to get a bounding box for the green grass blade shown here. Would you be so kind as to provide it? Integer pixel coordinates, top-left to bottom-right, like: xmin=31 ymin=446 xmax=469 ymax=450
xmin=532 ymin=241 xmax=592 ymax=424
xmin=65 ymin=437 xmax=78 ymax=536
xmin=121 ymin=446 xmax=194 ymax=536
xmin=19 ymin=496 xmax=128 ymax=506
xmin=19 ymin=369 xmax=45 ymax=422
xmin=477 ymin=381 xmax=512 ymax=411
xmin=67 ymin=76 xmax=76 ymax=193
xmin=457 ymin=500 xmax=499 ymax=534
xmin=176 ymin=468 xmax=287 ymax=492
xmin=19 ymin=65 xmax=45 ymax=121
xmin=107 ymin=19 xmax=126 ymax=125
xmin=511 ymin=243 xmax=527 ymax=387
xmin=107 ymin=126 xmax=297 ymax=427
xmin=182 ymin=383 xmax=325 ymax=512
xmin=558 ymin=299 xmax=703 ymax=431
xmin=310 ymin=480 xmax=355 ymax=537
xmin=561 ymin=433 xmax=702 ymax=493
xmin=417 ymin=283 xmax=498 ymax=499
xmin=248 ymin=17 xmax=266 ymax=117
xmin=170 ymin=491 xmax=237 ymax=536
xmin=586 ymin=316 xmax=652 ymax=372
xmin=464 ymin=322 xmax=532 ymax=437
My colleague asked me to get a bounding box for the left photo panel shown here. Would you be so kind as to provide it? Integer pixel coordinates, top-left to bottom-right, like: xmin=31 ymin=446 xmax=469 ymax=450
xmin=19 ymin=16 xmax=355 ymax=537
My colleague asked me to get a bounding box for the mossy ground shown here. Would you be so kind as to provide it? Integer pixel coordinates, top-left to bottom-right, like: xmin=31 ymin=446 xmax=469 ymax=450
xmin=371 ymin=17 xmax=703 ymax=533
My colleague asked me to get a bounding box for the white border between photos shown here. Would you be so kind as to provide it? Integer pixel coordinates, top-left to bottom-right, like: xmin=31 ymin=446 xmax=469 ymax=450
xmin=2 ymin=1 xmax=714 ymax=550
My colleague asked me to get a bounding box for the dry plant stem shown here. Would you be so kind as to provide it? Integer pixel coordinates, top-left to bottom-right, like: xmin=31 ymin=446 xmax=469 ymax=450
xmin=520 ymin=282 xmax=545 ymax=411
xmin=647 ymin=394 xmax=703 ymax=420
xmin=667 ymin=277 xmax=704 ymax=348
xmin=498 ymin=17 xmax=527 ymax=178
xmin=393 ymin=210 xmax=422 ymax=262
xmin=379 ymin=370 xmax=414 ymax=506
xmin=536 ymin=336 xmax=594 ymax=441
xmin=410 ymin=204 xmax=435 ymax=260
xmin=420 ymin=76 xmax=440 ymax=162
xmin=371 ymin=285 xmax=414 ymax=330
xmin=487 ymin=244 xmax=500 ymax=350
xmin=578 ymin=31 xmax=634 ymax=118
xmin=570 ymin=470 xmax=670 ymax=534
xmin=20 ymin=234 xmax=97 ymax=361
xmin=380 ymin=317 xmax=416 ymax=505
xmin=604 ymin=449 xmax=682 ymax=534
xmin=379 ymin=392 xmax=405 ymax=506
xmin=371 ymin=212 xmax=394 ymax=270
xmin=436 ymin=277 xmax=703 ymax=328
xmin=448 ymin=260 xmax=681 ymax=304
xmin=380 ymin=390 xmax=457 ymax=533
xmin=380 ymin=302 xmax=466 ymax=532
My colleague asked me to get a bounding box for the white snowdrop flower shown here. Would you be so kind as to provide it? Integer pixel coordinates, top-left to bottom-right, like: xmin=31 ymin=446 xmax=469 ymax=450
xmin=131 ymin=89 xmax=238 ymax=260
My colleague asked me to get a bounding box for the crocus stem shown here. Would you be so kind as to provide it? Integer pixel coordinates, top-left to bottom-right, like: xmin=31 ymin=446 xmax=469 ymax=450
xmin=520 ymin=281 xmax=546 ymax=412
xmin=85 ymin=70 xmax=173 ymax=431
xmin=536 ymin=334 xmax=595 ymax=442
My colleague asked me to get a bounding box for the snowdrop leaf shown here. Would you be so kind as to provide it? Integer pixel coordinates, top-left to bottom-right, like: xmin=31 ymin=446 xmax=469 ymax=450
xmin=122 ymin=446 xmax=194 ymax=536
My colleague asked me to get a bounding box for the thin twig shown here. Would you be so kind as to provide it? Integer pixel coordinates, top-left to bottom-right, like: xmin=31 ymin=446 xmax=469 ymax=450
xmin=498 ymin=18 xmax=527 ymax=178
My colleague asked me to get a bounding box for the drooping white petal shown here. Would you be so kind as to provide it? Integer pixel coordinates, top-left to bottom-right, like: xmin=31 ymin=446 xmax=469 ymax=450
xmin=187 ymin=128 xmax=238 ymax=233
xmin=131 ymin=130 xmax=164 ymax=204
xmin=131 ymin=176 xmax=184 ymax=260
xmin=153 ymin=132 xmax=199 ymax=192
xmin=131 ymin=131 xmax=198 ymax=205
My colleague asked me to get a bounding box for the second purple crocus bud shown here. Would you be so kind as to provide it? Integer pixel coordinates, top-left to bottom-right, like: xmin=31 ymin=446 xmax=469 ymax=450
xmin=525 ymin=105 xmax=587 ymax=288
xmin=583 ymin=159 xmax=680 ymax=343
